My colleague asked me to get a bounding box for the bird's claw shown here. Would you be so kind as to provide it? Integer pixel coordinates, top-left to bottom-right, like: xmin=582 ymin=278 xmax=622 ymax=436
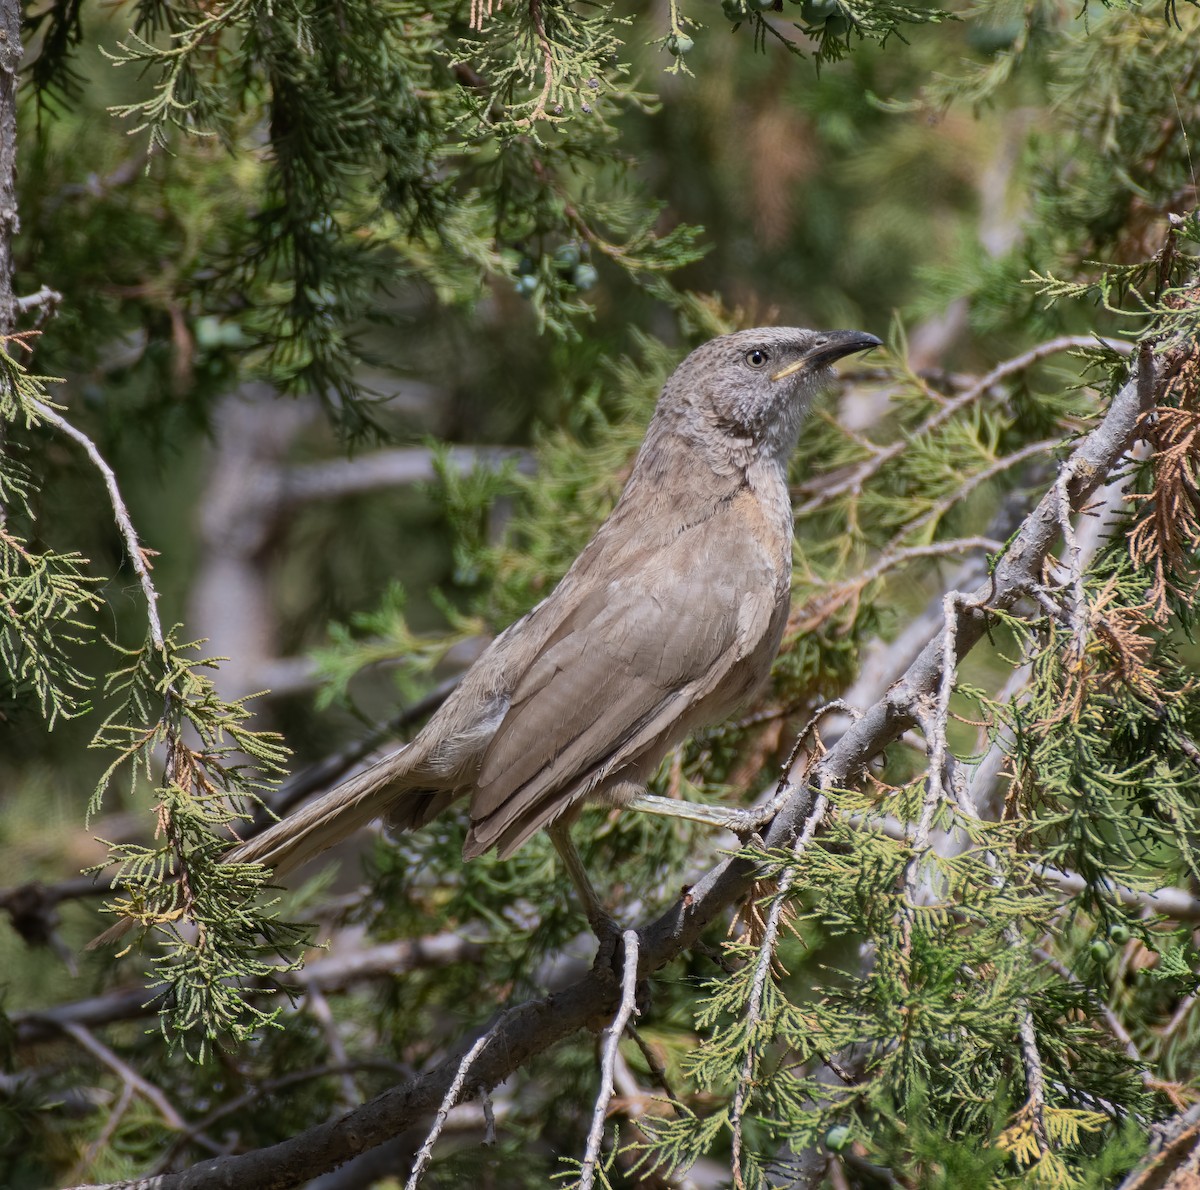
xmin=589 ymin=911 xmax=623 ymax=967
xmin=728 ymin=805 xmax=776 ymax=837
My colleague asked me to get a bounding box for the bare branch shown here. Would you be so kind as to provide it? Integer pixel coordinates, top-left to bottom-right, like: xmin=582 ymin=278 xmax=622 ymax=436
xmin=579 ymin=930 xmax=641 ymax=1190
xmin=1032 ymin=947 xmax=1143 ymax=1065
xmin=278 ymin=446 xmax=532 ymax=507
xmin=45 ymin=151 xmax=150 ymax=214
xmin=625 ymin=1023 xmax=684 ymax=1110
xmin=149 ymin=1061 xmax=412 ymax=1178
xmin=304 ymin=985 xmax=359 ymax=1108
xmin=1016 ymin=1007 xmax=1051 ymax=1156
xmin=58 ymin=1022 xmax=223 ymax=1155
xmin=884 ymin=438 xmax=1059 ymax=554
xmin=795 ymin=538 xmax=1003 ymax=630
xmin=1054 ymin=467 xmax=1090 ymax=664
xmin=68 ymin=1082 xmax=136 ymax=1186
xmin=731 ymin=794 xmax=828 ymax=1188
xmin=14 ymin=284 xmax=62 ymax=320
xmin=29 ymin=398 xmax=164 ymax=646
xmin=404 ymin=1023 xmax=499 ymax=1190
xmin=14 ymin=932 xmax=485 ymax=1046
xmin=0 ymin=0 xmax=21 ymax=340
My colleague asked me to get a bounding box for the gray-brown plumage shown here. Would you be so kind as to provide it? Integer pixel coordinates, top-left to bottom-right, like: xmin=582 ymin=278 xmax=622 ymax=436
xmin=230 ymin=327 xmax=880 ymax=882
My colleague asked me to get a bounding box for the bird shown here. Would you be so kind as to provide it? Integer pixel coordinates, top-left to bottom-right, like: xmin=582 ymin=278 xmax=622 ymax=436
xmin=229 ymin=326 xmax=881 ymax=931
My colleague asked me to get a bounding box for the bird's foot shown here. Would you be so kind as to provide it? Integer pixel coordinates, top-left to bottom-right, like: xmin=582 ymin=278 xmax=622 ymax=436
xmin=635 ymin=977 xmax=653 ymax=1018
xmin=590 ymin=923 xmax=651 ymax=1015
xmin=724 ymin=807 xmax=768 ymax=836
xmin=627 ymin=793 xmax=781 ymax=838
xmin=724 ymin=786 xmax=799 ymax=838
xmin=589 ymin=910 xmax=624 ymax=968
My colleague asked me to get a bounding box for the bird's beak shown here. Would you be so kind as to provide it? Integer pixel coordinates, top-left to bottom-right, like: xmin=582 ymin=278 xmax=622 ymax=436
xmin=771 ymin=330 xmax=883 ymax=381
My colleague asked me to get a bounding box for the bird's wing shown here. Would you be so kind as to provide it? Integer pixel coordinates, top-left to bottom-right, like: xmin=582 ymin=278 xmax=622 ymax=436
xmin=466 ymin=516 xmax=781 ymax=857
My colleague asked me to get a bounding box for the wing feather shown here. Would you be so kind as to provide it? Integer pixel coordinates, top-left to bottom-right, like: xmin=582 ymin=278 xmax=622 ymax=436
xmin=466 ymin=515 xmax=781 ymax=856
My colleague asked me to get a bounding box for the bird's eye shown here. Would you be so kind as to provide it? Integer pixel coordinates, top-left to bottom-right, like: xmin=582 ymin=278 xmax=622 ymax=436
xmin=744 ymin=348 xmax=771 ymax=368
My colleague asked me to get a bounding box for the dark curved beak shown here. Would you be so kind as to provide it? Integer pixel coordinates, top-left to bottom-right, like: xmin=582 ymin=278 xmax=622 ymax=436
xmin=771 ymin=329 xmax=883 ymax=380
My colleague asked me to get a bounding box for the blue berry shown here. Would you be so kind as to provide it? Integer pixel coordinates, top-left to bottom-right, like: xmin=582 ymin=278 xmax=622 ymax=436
xmin=572 ymin=263 xmax=599 ymax=291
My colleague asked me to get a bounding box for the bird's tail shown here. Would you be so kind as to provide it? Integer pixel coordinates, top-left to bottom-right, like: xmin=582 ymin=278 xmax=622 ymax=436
xmin=229 ymin=746 xmax=449 ymax=878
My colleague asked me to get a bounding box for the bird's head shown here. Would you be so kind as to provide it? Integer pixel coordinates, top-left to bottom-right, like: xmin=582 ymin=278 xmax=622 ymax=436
xmin=657 ymin=326 xmax=882 ymax=469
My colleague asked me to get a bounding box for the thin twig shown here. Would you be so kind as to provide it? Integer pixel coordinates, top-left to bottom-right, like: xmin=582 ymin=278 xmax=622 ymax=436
xmin=1033 ymin=947 xmax=1146 ymax=1069
xmin=148 ymin=1060 xmax=411 ymax=1176
xmin=278 ymin=446 xmax=532 ymax=508
xmin=796 ymin=537 xmax=1002 ymax=630
xmin=740 ymin=699 xmax=859 ymax=830
xmin=58 ymin=1022 xmax=222 ymax=1154
xmin=579 ymin=930 xmax=641 ymax=1190
xmin=1039 ymin=941 xmax=1194 ymax=1105
xmin=14 ymin=284 xmax=61 ymax=318
xmin=829 ymin=537 xmax=1004 ymax=590
xmin=404 ymin=1025 xmax=498 ymax=1190
xmin=827 ymin=1154 xmax=852 ymax=1190
xmin=884 ymin=439 xmax=1058 ymax=556
xmin=612 ymin=1049 xmax=651 ymax=1122
xmin=1162 ymin=994 xmax=1196 ymax=1041
xmin=730 ymin=795 xmax=829 ymax=1188
xmin=925 ymin=591 xmax=965 ymax=830
xmin=0 ymin=873 xmax=107 ymax=914
xmin=304 ymin=985 xmax=359 ymax=1108
xmin=626 ymin=1023 xmax=685 ymax=1110
xmin=518 ymin=0 xmax=556 ymax=126
xmin=68 ymin=1081 xmax=135 ymax=1185
xmin=795 ymin=336 xmax=1131 ymax=516
xmin=30 ymin=398 xmax=163 ymax=647
xmin=15 ymin=931 xmax=485 ymax=1046
xmin=1054 ymin=466 xmax=1090 ymax=664
xmin=1016 ymin=1002 xmax=1051 ymax=1155
xmin=902 ymin=591 xmax=973 ymax=916
xmin=480 ymin=1085 xmax=497 ymax=1145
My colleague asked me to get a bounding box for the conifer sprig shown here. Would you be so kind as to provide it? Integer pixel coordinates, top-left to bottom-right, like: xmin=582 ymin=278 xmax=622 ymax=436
xmin=0 ymin=346 xmax=308 ymax=1055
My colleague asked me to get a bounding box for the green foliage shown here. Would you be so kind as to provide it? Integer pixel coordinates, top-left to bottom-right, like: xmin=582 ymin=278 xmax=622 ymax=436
xmin=88 ymin=630 xmax=307 ymax=1059
xmin=311 ymin=581 xmax=486 ymax=710
xmin=69 ymin=0 xmax=712 ymax=435
xmin=0 ymin=526 xmax=100 ymax=723
xmin=89 ymin=631 xmax=286 ymax=811
xmin=0 ymin=350 xmax=103 ymax=723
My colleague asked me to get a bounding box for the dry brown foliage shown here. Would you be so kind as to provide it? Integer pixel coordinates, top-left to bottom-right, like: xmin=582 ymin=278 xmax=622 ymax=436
xmin=1128 ymin=309 xmax=1200 ymax=621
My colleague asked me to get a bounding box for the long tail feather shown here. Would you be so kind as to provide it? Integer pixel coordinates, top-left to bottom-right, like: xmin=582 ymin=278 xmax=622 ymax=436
xmin=230 ymin=747 xmax=419 ymax=878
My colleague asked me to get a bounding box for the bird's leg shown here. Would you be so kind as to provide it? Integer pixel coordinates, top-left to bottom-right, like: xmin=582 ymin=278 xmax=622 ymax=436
xmin=548 ymin=820 xmax=621 ymax=946
xmin=625 ymin=792 xmax=770 ymax=835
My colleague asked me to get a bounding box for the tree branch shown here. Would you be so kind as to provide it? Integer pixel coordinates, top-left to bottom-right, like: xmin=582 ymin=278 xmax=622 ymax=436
xmin=277 ymin=446 xmax=532 ymax=508
xmin=58 ymin=1022 xmax=223 ymax=1156
xmin=29 ymin=398 xmax=164 ymax=646
xmin=0 ymin=0 xmax=20 ymax=340
xmin=579 ymin=930 xmax=640 ymax=1190
xmin=15 ymin=932 xmax=484 ymax=1046
xmin=403 ymin=1023 xmax=499 ymax=1190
